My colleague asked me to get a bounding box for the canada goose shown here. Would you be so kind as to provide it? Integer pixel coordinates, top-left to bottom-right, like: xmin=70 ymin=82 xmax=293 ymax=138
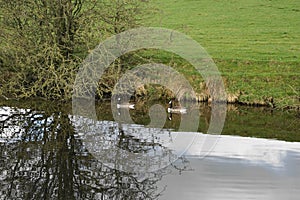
xmin=167 ymin=100 xmax=187 ymax=114
xmin=116 ymin=98 xmax=135 ymax=109
xmin=168 ymin=113 xmax=172 ymax=120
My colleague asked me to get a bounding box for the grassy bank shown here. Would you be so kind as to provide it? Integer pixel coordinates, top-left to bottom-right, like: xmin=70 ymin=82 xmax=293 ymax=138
xmin=0 ymin=0 xmax=299 ymax=109
xmin=142 ymin=0 xmax=300 ymax=109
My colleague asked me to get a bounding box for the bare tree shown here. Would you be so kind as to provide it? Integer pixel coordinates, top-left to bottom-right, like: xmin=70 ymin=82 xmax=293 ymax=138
xmin=0 ymin=0 xmax=148 ymax=100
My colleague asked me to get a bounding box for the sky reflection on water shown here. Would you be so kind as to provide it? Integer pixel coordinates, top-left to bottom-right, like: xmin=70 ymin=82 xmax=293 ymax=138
xmin=0 ymin=103 xmax=299 ymax=199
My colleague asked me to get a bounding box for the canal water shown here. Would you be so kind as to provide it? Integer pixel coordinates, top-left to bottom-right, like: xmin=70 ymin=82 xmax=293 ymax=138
xmin=0 ymin=100 xmax=299 ymax=199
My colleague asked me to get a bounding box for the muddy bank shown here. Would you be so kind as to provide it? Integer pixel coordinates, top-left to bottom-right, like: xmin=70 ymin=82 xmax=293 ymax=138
xmin=133 ymin=84 xmax=299 ymax=110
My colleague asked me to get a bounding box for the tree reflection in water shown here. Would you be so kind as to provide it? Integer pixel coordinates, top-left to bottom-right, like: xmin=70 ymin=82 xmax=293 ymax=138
xmin=0 ymin=105 xmax=189 ymax=199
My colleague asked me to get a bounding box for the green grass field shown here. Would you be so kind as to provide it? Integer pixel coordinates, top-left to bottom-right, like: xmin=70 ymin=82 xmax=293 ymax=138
xmin=142 ymin=0 xmax=300 ymax=108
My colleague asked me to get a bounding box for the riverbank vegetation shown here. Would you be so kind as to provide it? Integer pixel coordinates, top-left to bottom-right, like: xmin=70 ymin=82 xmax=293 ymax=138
xmin=0 ymin=0 xmax=299 ymax=110
xmin=0 ymin=0 xmax=146 ymax=100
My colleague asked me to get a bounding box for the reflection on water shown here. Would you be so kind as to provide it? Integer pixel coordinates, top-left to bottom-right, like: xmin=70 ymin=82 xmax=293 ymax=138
xmin=0 ymin=100 xmax=299 ymax=199
xmin=71 ymin=116 xmax=179 ymax=174
xmin=159 ymin=152 xmax=300 ymax=200
xmin=0 ymin=106 xmax=166 ymax=199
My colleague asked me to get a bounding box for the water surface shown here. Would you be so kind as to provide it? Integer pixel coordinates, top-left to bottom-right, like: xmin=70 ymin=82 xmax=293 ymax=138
xmin=0 ymin=100 xmax=299 ymax=199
